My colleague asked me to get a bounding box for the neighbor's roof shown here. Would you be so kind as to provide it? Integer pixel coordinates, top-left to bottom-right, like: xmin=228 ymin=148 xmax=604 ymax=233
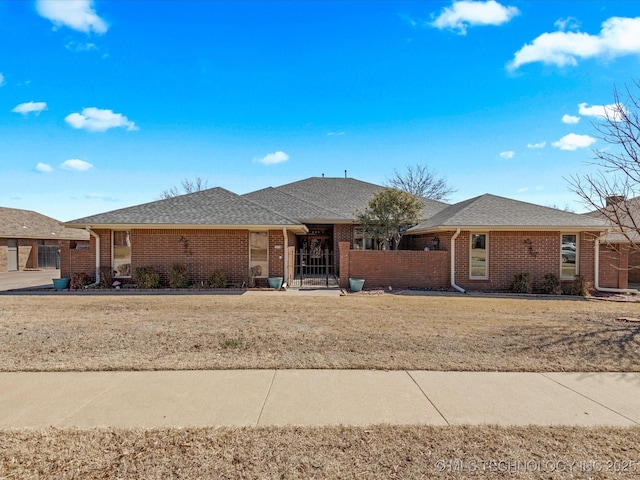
xmin=0 ymin=206 xmax=89 ymax=240
xmin=407 ymin=194 xmax=610 ymax=233
xmin=65 ymin=187 xmax=307 ymax=231
xmin=259 ymin=177 xmax=449 ymax=222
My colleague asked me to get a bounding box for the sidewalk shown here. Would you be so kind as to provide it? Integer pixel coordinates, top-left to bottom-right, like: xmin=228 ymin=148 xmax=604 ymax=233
xmin=1 ymin=370 xmax=638 ymax=428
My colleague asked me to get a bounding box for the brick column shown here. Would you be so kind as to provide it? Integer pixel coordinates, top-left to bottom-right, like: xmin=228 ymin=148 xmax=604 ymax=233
xmin=339 ymin=241 xmax=350 ymax=289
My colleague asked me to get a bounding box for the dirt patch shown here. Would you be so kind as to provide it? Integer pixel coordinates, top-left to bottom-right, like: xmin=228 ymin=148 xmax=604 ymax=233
xmin=2 ymin=425 xmax=639 ymax=479
xmin=1 ymin=294 xmax=638 ymax=372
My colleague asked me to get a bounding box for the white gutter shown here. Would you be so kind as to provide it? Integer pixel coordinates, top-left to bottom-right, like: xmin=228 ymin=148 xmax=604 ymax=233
xmin=87 ymin=226 xmax=101 ymax=286
xmin=450 ymin=228 xmax=466 ymax=293
xmin=594 ymin=232 xmax=637 ymax=294
xmin=283 ymin=227 xmax=289 ymax=288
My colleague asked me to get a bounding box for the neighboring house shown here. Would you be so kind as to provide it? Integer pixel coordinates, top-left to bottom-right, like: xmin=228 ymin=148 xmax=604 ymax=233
xmin=0 ymin=206 xmax=89 ymax=273
xmin=585 ymin=195 xmax=640 ymax=284
xmin=63 ymin=177 xmax=625 ymax=292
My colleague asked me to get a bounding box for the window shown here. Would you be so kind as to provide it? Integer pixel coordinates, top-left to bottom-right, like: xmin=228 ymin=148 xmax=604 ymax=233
xmin=250 ymin=232 xmax=268 ymax=277
xmin=561 ymin=234 xmax=577 ymax=279
xmin=353 ymin=227 xmax=388 ymax=250
xmin=470 ymin=233 xmax=487 ymax=279
xmin=113 ymin=231 xmax=131 ymax=277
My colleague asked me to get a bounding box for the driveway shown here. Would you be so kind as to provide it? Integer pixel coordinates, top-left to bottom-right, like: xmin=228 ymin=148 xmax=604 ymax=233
xmin=0 ymin=270 xmax=59 ymax=291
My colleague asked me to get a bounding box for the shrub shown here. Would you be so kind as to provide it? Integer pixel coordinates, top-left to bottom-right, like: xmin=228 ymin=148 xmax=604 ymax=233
xmin=99 ymin=266 xmax=113 ymax=289
xmin=70 ymin=272 xmax=92 ymax=289
xmin=541 ymin=273 xmax=562 ymax=295
xmin=510 ymin=273 xmax=532 ymax=294
xmin=168 ymin=262 xmax=190 ymax=288
xmin=133 ymin=266 xmax=160 ymax=289
xmin=566 ymin=275 xmax=587 ymax=296
xmin=207 ymin=269 xmax=229 ymax=288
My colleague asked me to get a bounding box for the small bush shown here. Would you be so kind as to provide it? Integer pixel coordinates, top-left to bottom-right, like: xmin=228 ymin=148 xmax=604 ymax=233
xmin=99 ymin=266 xmax=113 ymax=289
xmin=542 ymin=273 xmax=562 ymax=295
xmin=168 ymin=263 xmax=190 ymax=288
xmin=207 ymin=269 xmax=229 ymax=288
xmin=510 ymin=273 xmax=532 ymax=294
xmin=566 ymin=275 xmax=587 ymax=296
xmin=133 ymin=266 xmax=160 ymax=289
xmin=70 ymin=272 xmax=92 ymax=289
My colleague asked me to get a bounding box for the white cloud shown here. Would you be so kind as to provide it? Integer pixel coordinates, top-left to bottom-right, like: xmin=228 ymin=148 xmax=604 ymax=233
xmin=65 ymin=107 xmax=138 ymax=132
xmin=12 ymin=101 xmax=48 ymax=115
xmin=527 ymin=141 xmax=546 ymax=149
xmin=552 ymin=133 xmax=596 ymax=151
xmin=60 ymin=159 xmax=93 ymax=171
xmin=254 ymin=151 xmax=289 ymax=166
xmin=499 ymin=150 xmax=515 ymax=159
xmin=431 ymin=0 xmax=520 ymax=35
xmin=554 ymin=17 xmax=580 ymax=32
xmin=562 ymin=114 xmax=580 ymax=124
xmin=35 ymin=162 xmax=53 ymax=173
xmin=65 ymin=41 xmax=98 ymax=52
xmin=327 ymin=131 xmax=345 ymax=136
xmin=0 ymin=73 xmax=4 ymax=87
xmin=509 ymin=16 xmax=640 ymax=70
xmin=578 ymin=102 xmax=626 ymax=121
xmin=516 ymin=187 xmax=528 ymax=193
xmin=36 ymin=0 xmax=108 ymax=34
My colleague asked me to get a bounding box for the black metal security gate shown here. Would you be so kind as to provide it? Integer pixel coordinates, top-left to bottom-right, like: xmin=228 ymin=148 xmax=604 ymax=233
xmin=37 ymin=245 xmax=60 ymax=269
xmin=291 ymin=248 xmax=336 ymax=287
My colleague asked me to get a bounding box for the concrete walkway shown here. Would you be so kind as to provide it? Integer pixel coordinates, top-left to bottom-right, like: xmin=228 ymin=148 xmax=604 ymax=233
xmin=1 ymin=370 xmax=638 ymax=428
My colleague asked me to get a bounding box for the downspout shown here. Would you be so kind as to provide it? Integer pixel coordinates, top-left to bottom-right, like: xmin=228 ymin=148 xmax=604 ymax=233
xmin=450 ymin=228 xmax=466 ymax=293
xmin=87 ymin=226 xmax=101 ymax=286
xmin=594 ymin=232 xmax=637 ymax=294
xmin=283 ymin=227 xmax=288 ymax=288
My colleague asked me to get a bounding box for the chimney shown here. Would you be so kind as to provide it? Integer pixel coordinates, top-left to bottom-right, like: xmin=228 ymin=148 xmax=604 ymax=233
xmin=606 ymin=195 xmax=625 ymax=206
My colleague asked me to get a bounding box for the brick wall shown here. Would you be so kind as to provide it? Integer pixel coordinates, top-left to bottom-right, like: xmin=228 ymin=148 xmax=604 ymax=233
xmin=628 ymin=248 xmax=640 ymax=284
xmin=61 ymin=239 xmax=94 ymax=279
xmin=131 ymin=229 xmax=251 ymax=285
xmin=340 ymin=230 xmax=610 ymax=292
xmin=333 ymin=224 xmax=353 ymax=265
xmin=599 ymin=243 xmax=629 ymax=289
xmin=454 ymin=230 xmax=600 ymax=292
xmin=338 ymin=242 xmax=449 ymax=289
xmin=65 ymin=228 xmax=286 ymax=286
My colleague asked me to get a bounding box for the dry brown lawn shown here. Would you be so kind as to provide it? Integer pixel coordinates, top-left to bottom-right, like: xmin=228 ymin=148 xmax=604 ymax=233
xmin=2 ymin=293 xmax=640 ymax=478
xmin=1 ymin=293 xmax=639 ymax=372
xmin=2 ymin=425 xmax=640 ymax=479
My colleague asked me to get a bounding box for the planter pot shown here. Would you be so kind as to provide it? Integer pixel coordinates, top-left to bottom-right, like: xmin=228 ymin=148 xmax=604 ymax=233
xmin=349 ymin=278 xmax=365 ymax=292
xmin=53 ymin=278 xmax=71 ymax=290
xmin=267 ymin=277 xmax=284 ymax=290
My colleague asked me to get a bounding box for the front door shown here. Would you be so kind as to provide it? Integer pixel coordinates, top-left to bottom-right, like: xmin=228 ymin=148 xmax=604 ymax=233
xmin=7 ymin=239 xmax=18 ymax=271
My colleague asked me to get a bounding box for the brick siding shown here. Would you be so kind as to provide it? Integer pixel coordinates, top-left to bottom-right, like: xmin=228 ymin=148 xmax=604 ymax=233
xmin=339 ymin=241 xmax=449 ymax=289
xmin=65 ymin=228 xmax=286 ymax=286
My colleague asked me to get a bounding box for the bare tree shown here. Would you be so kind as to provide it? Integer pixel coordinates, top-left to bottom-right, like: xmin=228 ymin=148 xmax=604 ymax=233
xmin=386 ymin=164 xmax=455 ymax=201
xmin=160 ymin=177 xmax=209 ymax=199
xmin=568 ymin=80 xmax=640 ymax=241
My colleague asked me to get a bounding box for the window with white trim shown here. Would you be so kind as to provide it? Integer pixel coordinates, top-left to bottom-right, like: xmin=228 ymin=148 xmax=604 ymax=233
xmin=113 ymin=230 xmax=131 ymax=277
xmin=249 ymin=232 xmax=268 ymax=277
xmin=470 ymin=233 xmax=488 ymax=279
xmin=561 ymin=234 xmax=577 ymax=279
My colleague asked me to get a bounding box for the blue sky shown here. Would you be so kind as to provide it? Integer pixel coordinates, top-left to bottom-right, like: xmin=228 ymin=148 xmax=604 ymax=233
xmin=2 ymin=0 xmax=640 ymax=221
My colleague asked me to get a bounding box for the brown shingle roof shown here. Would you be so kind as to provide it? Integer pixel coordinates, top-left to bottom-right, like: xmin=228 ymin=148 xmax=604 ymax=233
xmin=0 ymin=207 xmax=89 ymax=240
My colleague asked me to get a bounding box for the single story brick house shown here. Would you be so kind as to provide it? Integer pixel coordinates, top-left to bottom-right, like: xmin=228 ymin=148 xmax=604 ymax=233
xmin=63 ymin=176 xmax=628 ymax=292
xmin=0 ymin=206 xmax=89 ymax=272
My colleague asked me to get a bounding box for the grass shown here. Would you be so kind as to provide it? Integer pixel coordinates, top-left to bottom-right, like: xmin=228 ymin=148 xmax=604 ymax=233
xmin=0 ymin=294 xmax=639 ymax=372
xmin=1 ymin=292 xmax=639 ymax=478
xmin=2 ymin=425 xmax=640 ymax=479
